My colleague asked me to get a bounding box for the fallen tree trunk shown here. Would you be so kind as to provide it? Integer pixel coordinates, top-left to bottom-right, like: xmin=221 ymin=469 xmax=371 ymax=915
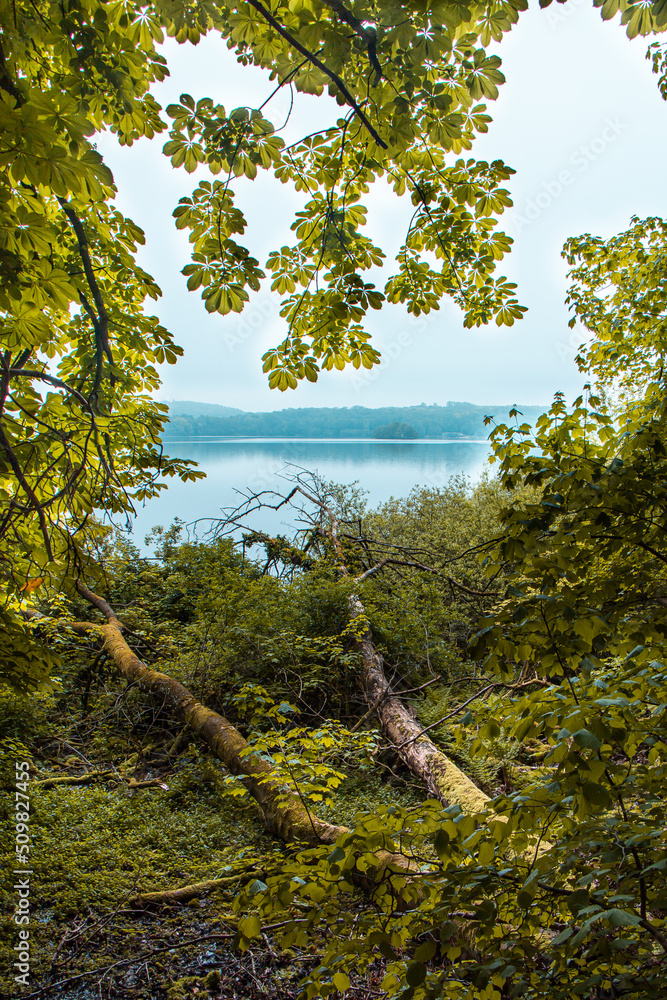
xmin=34 ymin=769 xmax=115 ymax=789
xmin=128 ymin=873 xmax=253 ymax=909
xmin=75 ymin=582 xmax=347 ymax=848
xmin=231 ymin=490 xmax=550 ymax=854
xmin=303 ymin=489 xmax=550 ymax=853
xmin=299 ymin=487 xmax=494 ymax=813
xmin=34 ymin=770 xmax=167 ymax=791
xmin=67 ymin=584 xmax=426 ymax=891
xmin=352 ymin=598 xmax=490 ymax=812
xmin=348 ymin=573 xmax=553 ymax=855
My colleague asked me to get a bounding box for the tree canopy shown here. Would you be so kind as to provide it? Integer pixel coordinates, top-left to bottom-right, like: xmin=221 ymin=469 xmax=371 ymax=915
xmin=4 ymin=6 xmax=667 ymax=999
xmin=160 ymin=401 xmax=547 ymax=439
xmin=2 ymin=0 xmax=667 ymax=658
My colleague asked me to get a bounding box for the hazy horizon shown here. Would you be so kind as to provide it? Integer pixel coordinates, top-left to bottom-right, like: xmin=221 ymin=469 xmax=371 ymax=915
xmin=163 ymin=398 xmax=549 ymax=411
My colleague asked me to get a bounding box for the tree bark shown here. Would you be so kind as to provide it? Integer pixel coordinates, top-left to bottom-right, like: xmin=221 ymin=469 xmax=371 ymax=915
xmin=128 ymin=873 xmax=251 ymax=909
xmin=351 ymin=601 xmax=553 ymax=857
xmin=70 ymin=584 xmax=422 ymax=889
xmin=75 ymin=583 xmax=346 ymax=847
xmin=300 ymin=484 xmax=493 ymax=813
xmin=351 ymin=597 xmax=491 ymax=813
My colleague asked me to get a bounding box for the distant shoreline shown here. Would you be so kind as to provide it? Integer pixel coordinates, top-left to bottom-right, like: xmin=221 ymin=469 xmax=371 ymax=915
xmin=160 ymin=435 xmax=492 ymax=443
xmin=163 ymin=401 xmax=546 ymax=443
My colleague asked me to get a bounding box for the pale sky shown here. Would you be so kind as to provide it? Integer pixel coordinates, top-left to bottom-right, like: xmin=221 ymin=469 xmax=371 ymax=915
xmin=98 ymin=1 xmax=667 ymax=412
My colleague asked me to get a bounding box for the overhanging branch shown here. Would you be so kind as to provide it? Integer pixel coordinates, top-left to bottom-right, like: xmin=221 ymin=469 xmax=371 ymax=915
xmin=245 ymin=0 xmax=387 ymax=149
xmin=320 ymin=0 xmax=383 ymax=83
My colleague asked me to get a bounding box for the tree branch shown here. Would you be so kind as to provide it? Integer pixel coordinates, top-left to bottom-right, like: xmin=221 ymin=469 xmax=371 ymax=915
xmin=319 ymin=0 xmax=383 ymax=83
xmin=395 ymin=678 xmax=549 ymax=750
xmin=58 ymin=199 xmax=113 ymax=403
xmin=76 ymin=582 xmax=121 ymax=624
xmin=9 ymin=368 xmax=93 ymax=413
xmin=244 ymin=0 xmax=387 ymax=148
xmin=0 ymin=421 xmax=54 ymax=561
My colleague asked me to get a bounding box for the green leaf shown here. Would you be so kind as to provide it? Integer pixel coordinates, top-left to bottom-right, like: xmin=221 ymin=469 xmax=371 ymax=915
xmin=552 ymin=927 xmax=574 ymax=945
xmin=477 ymin=840 xmax=495 ymax=865
xmin=406 ymin=962 xmax=426 ymax=986
xmin=604 ymin=909 xmax=641 ymax=927
xmin=332 ymin=972 xmax=350 ymax=992
xmin=572 ymin=729 xmax=602 ymax=751
xmin=239 ymin=914 xmax=261 ymax=939
xmin=434 ymin=828 xmax=450 ymax=859
xmin=413 ymin=941 xmax=437 ymax=963
xmin=581 ymin=782 xmax=612 ymax=808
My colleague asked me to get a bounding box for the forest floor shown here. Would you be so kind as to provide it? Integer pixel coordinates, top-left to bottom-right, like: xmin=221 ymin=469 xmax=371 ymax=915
xmin=0 ymin=676 xmax=423 ymax=1000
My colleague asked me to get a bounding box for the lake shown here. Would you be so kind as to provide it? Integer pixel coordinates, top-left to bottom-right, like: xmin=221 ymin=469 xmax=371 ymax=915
xmin=127 ymin=437 xmax=493 ymax=551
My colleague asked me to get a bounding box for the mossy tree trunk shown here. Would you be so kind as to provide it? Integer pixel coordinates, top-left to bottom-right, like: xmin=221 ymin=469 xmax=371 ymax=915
xmin=71 ymin=584 xmax=422 ymax=885
xmin=351 ymin=597 xmax=491 ymax=813
xmin=76 ymin=583 xmax=347 ymax=847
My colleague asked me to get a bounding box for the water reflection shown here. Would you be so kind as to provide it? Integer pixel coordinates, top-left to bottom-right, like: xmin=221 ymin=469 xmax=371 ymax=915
xmin=128 ymin=437 xmax=492 ymax=552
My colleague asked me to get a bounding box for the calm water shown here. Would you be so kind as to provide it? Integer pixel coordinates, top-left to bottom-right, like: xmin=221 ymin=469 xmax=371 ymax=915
xmin=126 ymin=437 xmax=492 ymax=551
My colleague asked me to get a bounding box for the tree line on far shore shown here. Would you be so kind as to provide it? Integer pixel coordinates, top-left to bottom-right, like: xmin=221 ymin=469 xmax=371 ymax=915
xmin=162 ymin=401 xmax=547 ymax=440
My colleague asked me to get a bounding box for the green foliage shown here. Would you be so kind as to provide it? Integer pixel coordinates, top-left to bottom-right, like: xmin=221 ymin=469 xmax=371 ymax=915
xmin=10 ymin=424 xmax=667 ymax=997
xmin=162 ymin=401 xmax=548 ymax=439
xmin=372 ymin=422 xmax=420 ymax=439
xmin=359 ymin=476 xmax=539 ymax=659
xmin=594 ymin=0 xmax=667 ymax=38
xmin=476 ymin=392 xmax=667 ymax=678
xmin=0 ymin=608 xmax=59 ymax=694
xmin=565 ymin=216 xmax=667 ymax=400
xmin=648 ymin=39 xmax=667 ymax=97
xmin=199 ymin=200 xmax=667 ymax=1000
xmin=225 ymin=686 xmax=380 ymax=808
xmin=5 ymin=0 xmax=662 ymax=691
xmin=161 ymin=0 xmax=533 ymax=388
xmin=5 ymin=4 xmax=667 ymax=996
xmin=448 ymin=391 xmax=667 ymax=990
xmin=0 ymin=0 xmax=206 ymax=686
xmin=420 ymin=684 xmax=523 ymax=793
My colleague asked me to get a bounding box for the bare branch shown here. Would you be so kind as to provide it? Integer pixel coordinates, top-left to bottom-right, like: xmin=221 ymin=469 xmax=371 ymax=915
xmin=355 ymin=557 xmax=388 ymax=582
xmin=395 ymin=677 xmax=550 ymax=751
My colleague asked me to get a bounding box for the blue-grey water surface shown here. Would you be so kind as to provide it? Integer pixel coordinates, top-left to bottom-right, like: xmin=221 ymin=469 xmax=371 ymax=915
xmin=126 ymin=438 xmax=492 ymax=552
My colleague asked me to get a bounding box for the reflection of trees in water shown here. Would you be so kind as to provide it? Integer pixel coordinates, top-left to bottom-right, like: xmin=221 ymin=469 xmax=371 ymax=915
xmin=182 ymin=438 xmax=490 ymax=469
xmin=130 ymin=440 xmax=492 ymax=549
